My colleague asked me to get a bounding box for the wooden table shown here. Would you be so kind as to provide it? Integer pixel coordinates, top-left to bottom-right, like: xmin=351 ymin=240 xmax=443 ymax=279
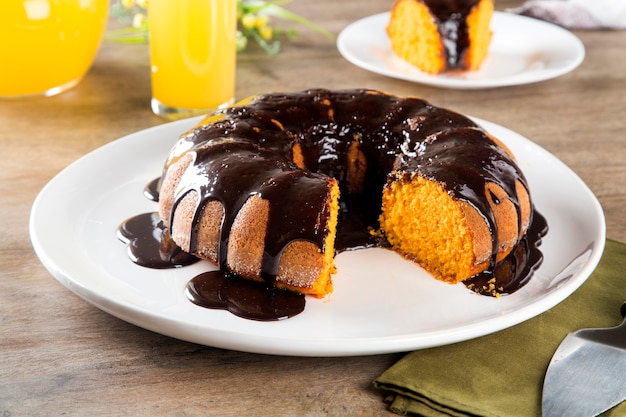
xmin=2 ymin=1 xmax=625 ymax=415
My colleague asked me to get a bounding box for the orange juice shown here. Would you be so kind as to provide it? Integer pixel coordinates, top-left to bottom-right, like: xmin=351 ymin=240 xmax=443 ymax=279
xmin=148 ymin=0 xmax=237 ymax=119
xmin=0 ymin=0 xmax=108 ymax=97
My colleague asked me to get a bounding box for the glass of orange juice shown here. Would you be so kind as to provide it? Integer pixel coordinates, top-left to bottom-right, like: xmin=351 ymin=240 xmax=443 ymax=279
xmin=148 ymin=0 xmax=237 ymax=120
xmin=0 ymin=0 xmax=108 ymax=98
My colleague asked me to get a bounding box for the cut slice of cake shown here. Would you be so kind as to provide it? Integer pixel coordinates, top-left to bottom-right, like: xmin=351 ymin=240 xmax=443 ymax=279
xmin=387 ymin=0 xmax=494 ymax=74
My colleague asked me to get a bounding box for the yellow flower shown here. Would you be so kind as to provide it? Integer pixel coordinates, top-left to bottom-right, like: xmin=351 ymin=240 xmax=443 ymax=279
xmin=136 ymin=0 xmax=148 ymax=9
xmin=259 ymin=25 xmax=272 ymax=40
xmin=121 ymin=0 xmax=134 ymax=9
xmin=255 ymin=15 xmax=269 ymax=29
xmin=241 ymin=14 xmax=257 ymax=29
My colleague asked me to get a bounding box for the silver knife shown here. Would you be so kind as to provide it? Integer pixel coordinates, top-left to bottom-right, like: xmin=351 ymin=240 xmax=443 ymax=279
xmin=542 ymin=302 xmax=626 ymax=417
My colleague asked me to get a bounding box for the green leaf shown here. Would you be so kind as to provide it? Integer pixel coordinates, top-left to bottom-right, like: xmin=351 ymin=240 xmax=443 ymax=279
xmin=105 ymin=27 xmax=149 ymax=43
xmin=258 ymin=4 xmax=335 ymax=40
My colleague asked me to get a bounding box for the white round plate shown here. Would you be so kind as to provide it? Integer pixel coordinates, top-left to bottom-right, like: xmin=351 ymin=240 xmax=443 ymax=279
xmin=337 ymin=12 xmax=585 ymax=89
xmin=30 ymin=116 xmax=604 ymax=356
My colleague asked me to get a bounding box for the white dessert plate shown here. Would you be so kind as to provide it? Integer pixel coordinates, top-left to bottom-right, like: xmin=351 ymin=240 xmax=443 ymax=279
xmin=337 ymin=12 xmax=585 ymax=89
xmin=30 ymin=116 xmax=604 ymax=356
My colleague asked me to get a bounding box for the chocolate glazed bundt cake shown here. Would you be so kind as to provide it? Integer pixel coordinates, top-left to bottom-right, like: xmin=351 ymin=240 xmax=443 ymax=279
xmin=158 ymin=88 xmax=537 ymax=298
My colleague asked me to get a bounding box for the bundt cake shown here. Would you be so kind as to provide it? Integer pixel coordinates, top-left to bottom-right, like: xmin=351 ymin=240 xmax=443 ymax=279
xmin=158 ymin=88 xmax=534 ymax=298
xmin=387 ymin=0 xmax=494 ymax=74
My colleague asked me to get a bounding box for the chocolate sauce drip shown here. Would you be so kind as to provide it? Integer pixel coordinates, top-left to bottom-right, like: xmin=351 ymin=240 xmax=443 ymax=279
xmin=335 ymin=196 xmax=390 ymax=252
xmin=117 ymin=212 xmax=198 ymax=269
xmin=423 ymin=0 xmax=480 ymax=68
xmin=119 ymin=210 xmax=305 ymax=321
xmin=186 ymin=271 xmax=305 ymax=321
xmin=119 ymin=204 xmax=546 ymax=321
xmin=144 ymin=177 xmax=161 ymax=202
xmin=464 ymin=211 xmax=548 ymax=295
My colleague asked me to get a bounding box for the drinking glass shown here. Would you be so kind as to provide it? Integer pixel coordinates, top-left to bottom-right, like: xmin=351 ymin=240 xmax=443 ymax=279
xmin=148 ymin=0 xmax=237 ymax=120
xmin=0 ymin=0 xmax=109 ymax=98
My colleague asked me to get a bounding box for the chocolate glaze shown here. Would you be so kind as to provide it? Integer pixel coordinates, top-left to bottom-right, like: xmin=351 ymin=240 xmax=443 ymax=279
xmin=167 ymin=90 xmax=489 ymax=272
xmin=118 ymin=212 xmax=198 ymax=269
xmin=464 ymin=211 xmax=547 ymax=295
xmin=166 ymin=89 xmax=536 ymax=276
xmin=118 ymin=202 xmax=546 ymax=320
xmin=172 ymin=141 xmax=333 ymax=280
xmin=186 ymin=271 xmax=305 ymax=321
xmin=423 ymin=0 xmax=481 ymax=68
xmin=144 ymin=177 xmax=161 ymax=202
xmin=118 ymin=210 xmax=304 ymax=321
xmin=120 ymin=88 xmax=548 ymax=320
xmin=164 ymin=89 xmax=544 ymax=286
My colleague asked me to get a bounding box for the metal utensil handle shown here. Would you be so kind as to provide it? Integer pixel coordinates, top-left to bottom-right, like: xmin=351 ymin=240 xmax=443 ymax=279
xmin=577 ymin=303 xmax=626 ymax=348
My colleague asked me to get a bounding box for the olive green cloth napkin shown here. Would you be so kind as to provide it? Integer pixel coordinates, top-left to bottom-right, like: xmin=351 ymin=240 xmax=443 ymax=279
xmin=374 ymin=238 xmax=626 ymax=417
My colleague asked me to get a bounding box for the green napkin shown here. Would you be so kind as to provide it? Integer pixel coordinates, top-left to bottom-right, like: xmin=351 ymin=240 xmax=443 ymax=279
xmin=374 ymin=238 xmax=626 ymax=417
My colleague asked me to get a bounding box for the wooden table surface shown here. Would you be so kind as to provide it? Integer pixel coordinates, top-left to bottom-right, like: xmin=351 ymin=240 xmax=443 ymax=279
xmin=2 ymin=1 xmax=625 ymax=415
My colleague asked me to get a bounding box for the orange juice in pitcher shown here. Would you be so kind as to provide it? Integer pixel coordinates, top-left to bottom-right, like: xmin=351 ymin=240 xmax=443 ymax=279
xmin=0 ymin=0 xmax=108 ymax=97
